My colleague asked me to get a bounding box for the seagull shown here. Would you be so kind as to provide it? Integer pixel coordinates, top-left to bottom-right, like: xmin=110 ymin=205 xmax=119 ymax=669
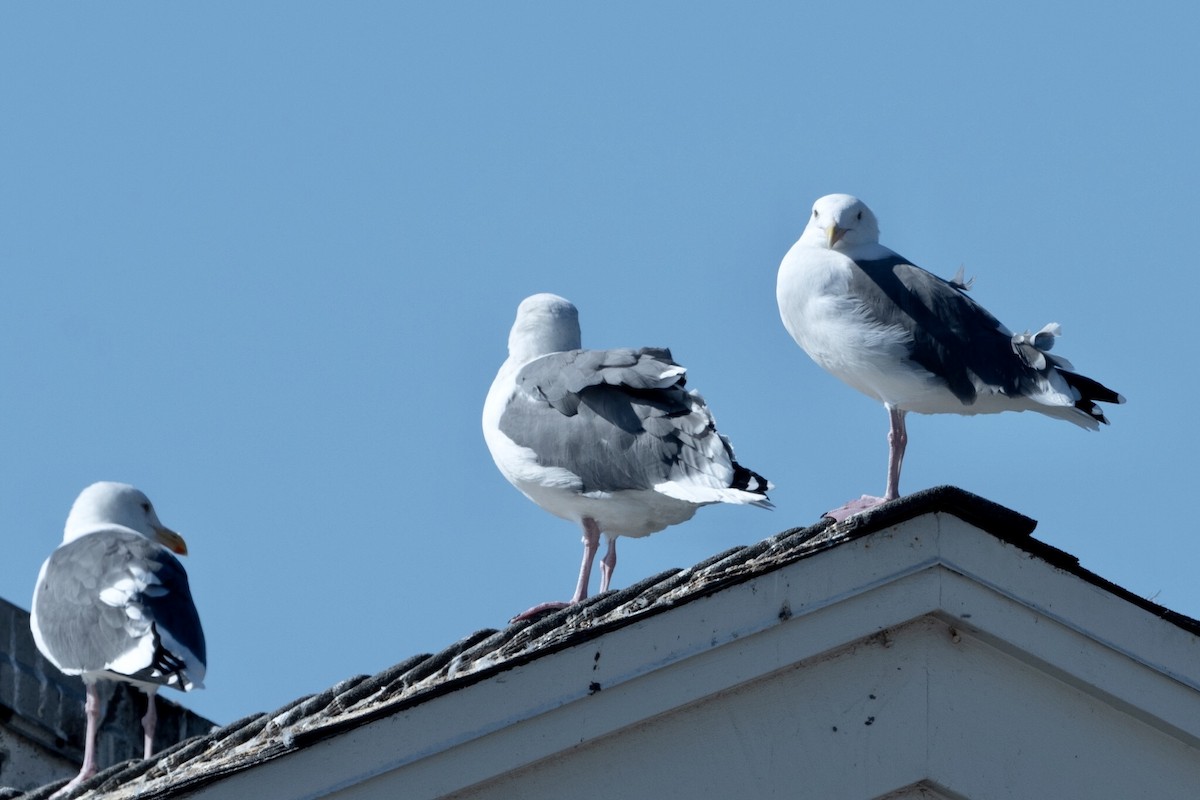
xmin=484 ymin=293 xmax=772 ymax=618
xmin=776 ymin=194 xmax=1124 ymax=522
xmin=31 ymin=482 xmax=206 ymax=795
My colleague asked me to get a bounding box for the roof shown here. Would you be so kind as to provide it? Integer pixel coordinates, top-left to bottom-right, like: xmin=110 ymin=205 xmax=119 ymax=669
xmin=14 ymin=485 xmax=1200 ymax=799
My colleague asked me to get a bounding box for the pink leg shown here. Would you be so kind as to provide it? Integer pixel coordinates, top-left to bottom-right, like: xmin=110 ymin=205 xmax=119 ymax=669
xmin=82 ymin=683 xmax=100 ymax=776
xmin=570 ymin=517 xmax=601 ymax=602
xmin=510 ymin=517 xmax=602 ymax=621
xmin=598 ymin=536 xmax=617 ymax=594
xmin=884 ymin=406 xmax=907 ymax=501
xmin=52 ymin=682 xmax=101 ymax=797
xmin=824 ymin=406 xmax=908 ymax=522
xmin=142 ymin=688 xmax=159 ymax=759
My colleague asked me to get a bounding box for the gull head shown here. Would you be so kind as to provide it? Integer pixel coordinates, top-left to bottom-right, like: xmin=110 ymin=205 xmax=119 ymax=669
xmin=63 ymin=481 xmax=188 ymax=554
xmin=800 ymin=194 xmax=880 ymax=251
xmin=508 ymin=293 xmax=583 ymax=363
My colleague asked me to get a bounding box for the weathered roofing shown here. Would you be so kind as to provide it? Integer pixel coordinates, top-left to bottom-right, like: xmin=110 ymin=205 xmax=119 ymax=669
xmin=17 ymin=485 xmax=1200 ymax=799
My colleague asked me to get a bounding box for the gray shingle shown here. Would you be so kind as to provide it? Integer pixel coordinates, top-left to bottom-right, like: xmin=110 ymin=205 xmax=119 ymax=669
xmin=17 ymin=486 xmax=1196 ymax=799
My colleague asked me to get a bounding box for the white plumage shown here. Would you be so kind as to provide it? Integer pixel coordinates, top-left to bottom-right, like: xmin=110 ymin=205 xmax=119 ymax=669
xmin=31 ymin=482 xmax=206 ymax=795
xmin=777 ymin=194 xmax=1124 ymax=520
xmin=484 ymin=293 xmax=771 ymax=617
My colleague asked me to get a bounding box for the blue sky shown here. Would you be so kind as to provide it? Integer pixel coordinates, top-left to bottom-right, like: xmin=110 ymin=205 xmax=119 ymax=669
xmin=1 ymin=4 xmax=1195 ymax=726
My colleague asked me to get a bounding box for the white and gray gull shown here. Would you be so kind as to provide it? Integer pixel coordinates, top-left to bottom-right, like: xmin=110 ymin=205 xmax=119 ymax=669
xmin=31 ymin=481 xmax=206 ymax=796
xmin=484 ymin=293 xmax=772 ymax=619
xmin=776 ymin=194 xmax=1124 ymax=522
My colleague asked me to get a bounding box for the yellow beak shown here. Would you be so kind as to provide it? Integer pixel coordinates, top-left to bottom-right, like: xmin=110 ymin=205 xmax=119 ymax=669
xmin=154 ymin=526 xmax=189 ymax=556
xmin=827 ymin=224 xmax=846 ymax=248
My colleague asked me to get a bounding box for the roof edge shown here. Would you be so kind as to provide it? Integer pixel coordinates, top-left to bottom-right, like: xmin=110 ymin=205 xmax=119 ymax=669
xmin=834 ymin=484 xmax=1038 ymax=540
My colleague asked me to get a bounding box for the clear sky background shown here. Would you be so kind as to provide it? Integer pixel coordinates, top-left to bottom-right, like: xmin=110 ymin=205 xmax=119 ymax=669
xmin=1 ymin=4 xmax=1195 ymax=727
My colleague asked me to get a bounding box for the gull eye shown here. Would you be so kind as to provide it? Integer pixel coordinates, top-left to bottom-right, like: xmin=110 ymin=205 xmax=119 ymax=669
xmin=141 ymin=502 xmax=152 ymax=513
xmin=856 ymin=210 xmax=863 ymax=220
xmin=812 ymin=209 xmax=819 ymax=219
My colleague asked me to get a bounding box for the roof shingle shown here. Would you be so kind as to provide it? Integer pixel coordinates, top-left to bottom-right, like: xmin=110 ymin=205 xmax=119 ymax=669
xmin=22 ymin=486 xmax=1198 ymax=799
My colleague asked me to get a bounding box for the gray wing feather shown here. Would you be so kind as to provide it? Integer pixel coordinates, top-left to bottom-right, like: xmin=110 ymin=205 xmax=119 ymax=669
xmin=34 ymin=531 xmax=206 ymax=687
xmin=502 ymin=348 xmax=729 ymax=493
xmin=532 ymin=348 xmax=681 ymax=415
xmin=850 ymin=255 xmax=1032 ymax=403
xmin=850 ymin=255 xmax=1122 ymax=421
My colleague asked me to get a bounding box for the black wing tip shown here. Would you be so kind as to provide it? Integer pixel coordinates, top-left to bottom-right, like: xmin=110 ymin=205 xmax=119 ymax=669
xmin=731 ymin=463 xmax=772 ymax=498
xmin=1061 ymin=369 xmax=1124 ymax=413
xmin=1077 ymin=395 xmax=1123 ymax=426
